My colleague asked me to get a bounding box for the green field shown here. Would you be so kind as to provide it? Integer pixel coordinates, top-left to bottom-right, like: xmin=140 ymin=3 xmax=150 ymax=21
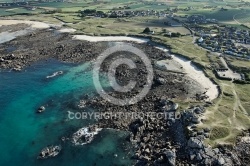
xmin=36 ymin=2 xmax=87 ymax=8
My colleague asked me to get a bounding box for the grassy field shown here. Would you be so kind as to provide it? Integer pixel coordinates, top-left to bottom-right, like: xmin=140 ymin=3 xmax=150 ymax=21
xmin=201 ymin=77 xmax=250 ymax=146
xmin=229 ymin=59 xmax=250 ymax=68
xmin=50 ymin=15 xmax=191 ymax=35
xmin=234 ymin=9 xmax=250 ymax=27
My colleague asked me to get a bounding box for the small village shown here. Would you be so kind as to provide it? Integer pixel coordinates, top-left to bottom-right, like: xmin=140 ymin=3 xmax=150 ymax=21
xmin=80 ymin=9 xmax=171 ymax=18
xmin=1 ymin=0 xmax=250 ymax=60
xmin=80 ymin=9 xmax=250 ymax=61
xmin=195 ymin=25 xmax=250 ymax=59
xmin=186 ymin=15 xmax=218 ymax=24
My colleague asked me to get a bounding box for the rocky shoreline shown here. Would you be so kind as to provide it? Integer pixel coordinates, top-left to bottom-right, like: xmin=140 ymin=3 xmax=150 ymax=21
xmin=80 ymin=95 xmax=249 ymax=166
xmin=1 ymin=24 xmax=249 ymax=165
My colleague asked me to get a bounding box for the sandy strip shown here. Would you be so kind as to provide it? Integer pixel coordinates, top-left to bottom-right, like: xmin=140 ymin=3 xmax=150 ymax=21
xmin=0 ymin=20 xmax=50 ymax=29
xmin=73 ymin=35 xmax=149 ymax=43
xmin=58 ymin=28 xmax=76 ymax=33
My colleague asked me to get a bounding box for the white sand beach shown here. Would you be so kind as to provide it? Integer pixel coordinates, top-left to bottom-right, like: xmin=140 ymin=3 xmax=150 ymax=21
xmin=58 ymin=28 xmax=76 ymax=33
xmin=73 ymin=35 xmax=149 ymax=43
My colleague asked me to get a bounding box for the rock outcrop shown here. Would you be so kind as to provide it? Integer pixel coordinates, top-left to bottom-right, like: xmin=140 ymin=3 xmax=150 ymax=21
xmin=38 ymin=145 xmax=61 ymax=159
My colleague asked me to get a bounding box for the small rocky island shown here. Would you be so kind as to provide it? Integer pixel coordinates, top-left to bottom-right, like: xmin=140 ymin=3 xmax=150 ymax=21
xmin=37 ymin=145 xmax=61 ymax=159
xmin=37 ymin=106 xmax=45 ymax=113
xmin=71 ymin=125 xmax=102 ymax=146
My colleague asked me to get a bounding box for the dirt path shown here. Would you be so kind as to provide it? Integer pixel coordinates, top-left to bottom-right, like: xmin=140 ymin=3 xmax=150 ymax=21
xmin=222 ymin=82 xmax=248 ymax=117
xmin=231 ymin=83 xmax=248 ymax=116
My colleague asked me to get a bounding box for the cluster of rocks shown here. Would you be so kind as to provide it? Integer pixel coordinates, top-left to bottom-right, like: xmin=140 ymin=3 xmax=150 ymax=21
xmin=0 ymin=28 xmax=177 ymax=73
xmin=186 ymin=136 xmax=239 ymax=165
xmin=77 ymin=100 xmax=87 ymax=109
xmin=71 ymin=125 xmax=102 ymax=146
xmin=82 ymin=90 xmax=248 ymax=166
xmin=85 ymin=95 xmax=185 ymax=165
xmin=129 ymin=117 xmax=177 ymax=165
xmin=177 ymin=106 xmax=239 ymax=165
xmin=0 ymin=29 xmax=101 ymax=70
xmin=37 ymin=125 xmax=103 ymax=160
xmin=37 ymin=145 xmax=61 ymax=159
xmin=234 ymin=130 xmax=250 ymax=165
xmin=0 ymin=53 xmax=22 ymax=71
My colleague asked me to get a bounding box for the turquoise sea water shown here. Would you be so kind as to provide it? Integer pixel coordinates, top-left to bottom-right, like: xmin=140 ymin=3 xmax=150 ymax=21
xmin=0 ymin=60 xmax=133 ymax=166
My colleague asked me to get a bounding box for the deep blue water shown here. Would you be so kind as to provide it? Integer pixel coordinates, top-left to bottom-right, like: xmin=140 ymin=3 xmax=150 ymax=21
xmin=0 ymin=59 xmax=133 ymax=166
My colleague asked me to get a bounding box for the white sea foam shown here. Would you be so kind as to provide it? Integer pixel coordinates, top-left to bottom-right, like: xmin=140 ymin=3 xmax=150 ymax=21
xmin=46 ymin=71 xmax=63 ymax=79
xmin=72 ymin=126 xmax=102 ymax=145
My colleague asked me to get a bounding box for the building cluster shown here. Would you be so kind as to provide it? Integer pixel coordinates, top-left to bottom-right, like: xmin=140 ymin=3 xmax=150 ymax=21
xmin=187 ymin=15 xmax=218 ymax=24
xmin=108 ymin=10 xmax=168 ymax=18
xmin=196 ymin=26 xmax=250 ymax=59
xmin=80 ymin=9 xmax=172 ymax=18
xmin=0 ymin=2 xmax=28 ymax=7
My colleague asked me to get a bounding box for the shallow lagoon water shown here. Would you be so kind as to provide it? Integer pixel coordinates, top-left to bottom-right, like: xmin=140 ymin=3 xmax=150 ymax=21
xmin=0 ymin=59 xmax=133 ymax=166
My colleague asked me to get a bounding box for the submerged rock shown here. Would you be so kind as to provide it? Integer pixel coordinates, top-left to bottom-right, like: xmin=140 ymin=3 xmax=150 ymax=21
xmin=46 ymin=71 xmax=63 ymax=79
xmin=37 ymin=106 xmax=45 ymax=113
xmin=78 ymin=100 xmax=86 ymax=109
xmin=12 ymin=66 xmax=21 ymax=72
